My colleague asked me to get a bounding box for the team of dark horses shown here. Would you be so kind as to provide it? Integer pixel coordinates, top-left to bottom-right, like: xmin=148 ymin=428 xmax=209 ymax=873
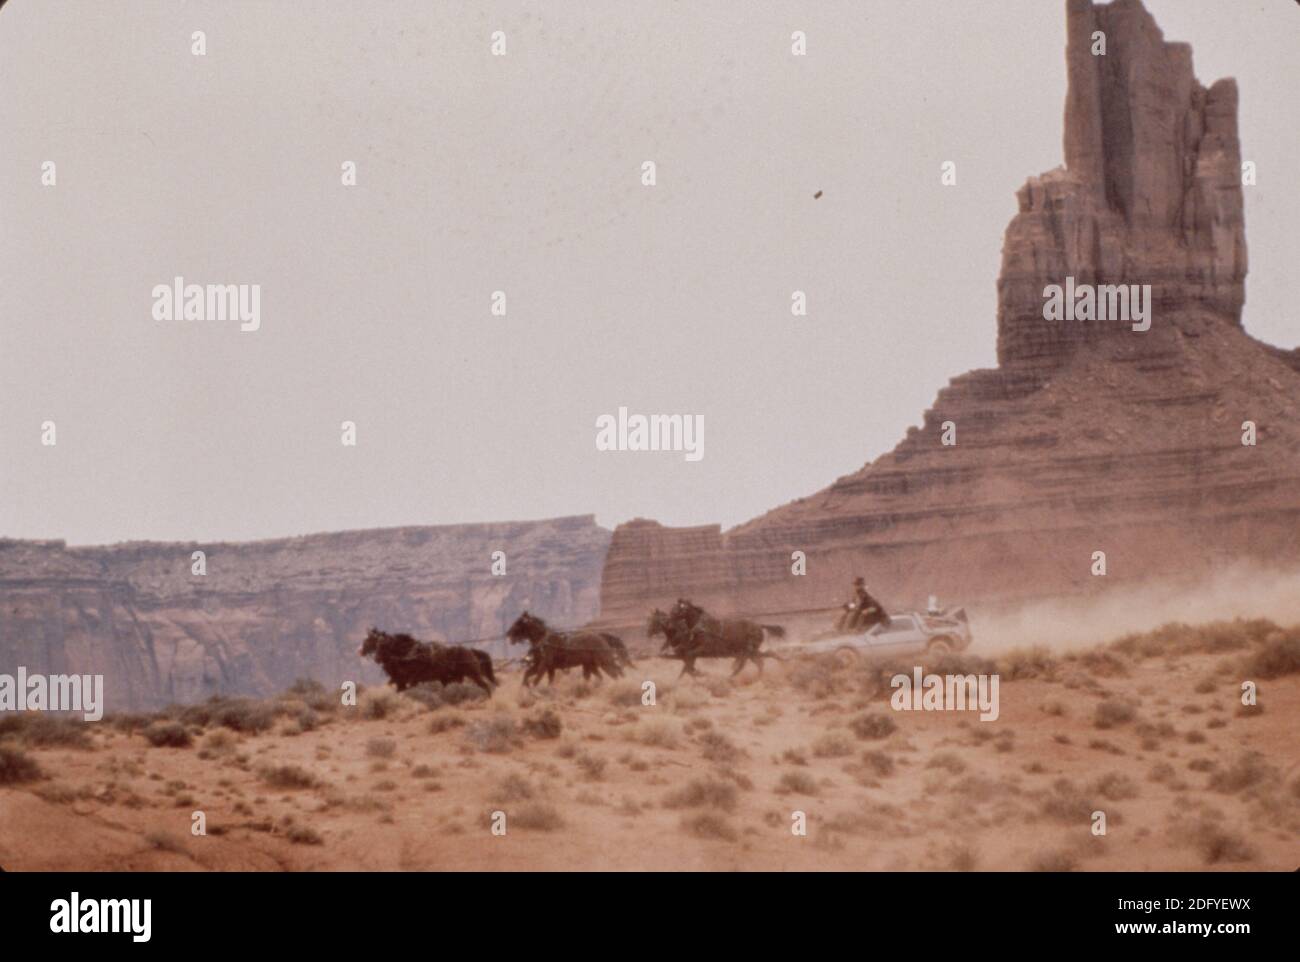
xmin=358 ymin=599 xmax=786 ymax=697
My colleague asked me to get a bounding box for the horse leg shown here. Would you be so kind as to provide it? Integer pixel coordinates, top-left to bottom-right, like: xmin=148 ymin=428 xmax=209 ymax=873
xmin=472 ymin=669 xmax=492 ymax=695
xmin=729 ymin=657 xmax=745 ymax=677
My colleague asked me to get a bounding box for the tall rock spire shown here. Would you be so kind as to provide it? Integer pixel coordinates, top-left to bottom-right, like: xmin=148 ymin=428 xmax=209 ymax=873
xmin=997 ymin=0 xmax=1247 ymax=375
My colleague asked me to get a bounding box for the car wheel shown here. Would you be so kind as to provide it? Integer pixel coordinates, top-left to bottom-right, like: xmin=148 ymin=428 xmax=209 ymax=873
xmin=834 ymin=646 xmax=860 ymax=667
xmin=927 ymin=636 xmax=954 ymax=656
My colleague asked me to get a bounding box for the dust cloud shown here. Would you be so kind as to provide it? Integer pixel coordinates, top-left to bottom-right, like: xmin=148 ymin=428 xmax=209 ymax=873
xmin=972 ymin=562 xmax=1300 ymax=655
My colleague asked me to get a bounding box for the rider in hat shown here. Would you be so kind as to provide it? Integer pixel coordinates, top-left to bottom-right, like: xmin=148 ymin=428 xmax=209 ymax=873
xmin=837 ymin=576 xmax=885 ymax=632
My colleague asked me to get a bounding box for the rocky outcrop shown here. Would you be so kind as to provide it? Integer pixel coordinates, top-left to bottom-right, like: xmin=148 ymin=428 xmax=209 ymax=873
xmin=0 ymin=517 xmax=609 ymax=711
xmin=598 ymin=0 xmax=1299 ymax=624
xmin=998 ymin=0 xmax=1247 ymax=378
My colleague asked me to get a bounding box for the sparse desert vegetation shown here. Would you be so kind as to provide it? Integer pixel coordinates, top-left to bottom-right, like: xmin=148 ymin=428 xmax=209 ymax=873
xmin=0 ymin=616 xmax=1297 ymax=871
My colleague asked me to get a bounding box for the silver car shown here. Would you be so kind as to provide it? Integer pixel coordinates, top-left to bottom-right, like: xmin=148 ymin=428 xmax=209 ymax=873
xmin=786 ymin=608 xmax=973 ymax=666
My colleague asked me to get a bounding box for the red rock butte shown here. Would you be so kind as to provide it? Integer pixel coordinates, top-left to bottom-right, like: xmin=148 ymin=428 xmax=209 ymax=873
xmin=595 ymin=0 xmax=1300 ymax=624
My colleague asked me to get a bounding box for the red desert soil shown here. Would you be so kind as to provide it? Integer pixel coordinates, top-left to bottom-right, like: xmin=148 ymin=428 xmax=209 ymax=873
xmin=2 ymin=622 xmax=1297 ymax=872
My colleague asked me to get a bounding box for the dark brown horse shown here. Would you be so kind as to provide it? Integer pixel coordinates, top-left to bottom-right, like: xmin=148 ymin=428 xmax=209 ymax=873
xmin=506 ymin=612 xmax=624 ymax=686
xmin=358 ymin=628 xmax=496 ymax=694
xmin=649 ymin=602 xmax=784 ymax=677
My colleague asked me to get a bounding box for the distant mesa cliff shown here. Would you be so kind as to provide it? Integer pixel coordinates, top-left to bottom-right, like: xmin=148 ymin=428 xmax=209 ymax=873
xmin=0 ymin=517 xmax=609 ymax=711
xmin=597 ymin=0 xmax=1300 ymax=623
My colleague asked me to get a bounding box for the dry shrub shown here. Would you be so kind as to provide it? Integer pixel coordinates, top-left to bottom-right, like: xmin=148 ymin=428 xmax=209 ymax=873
xmin=1207 ymin=752 xmax=1278 ymax=794
xmin=950 ymin=774 xmax=1008 ymax=803
xmin=494 ymin=773 xmax=536 ymax=803
xmin=1148 ymin=762 xmax=1176 ymax=783
xmin=0 ymin=745 xmax=42 ymax=784
xmin=180 ymin=696 xmax=278 ymax=733
xmin=1090 ymin=772 xmax=1139 ymax=800
xmin=1188 ymin=818 xmax=1255 ymax=864
xmin=680 ymin=812 xmax=738 ymax=842
xmin=698 ymin=731 xmax=743 ymax=763
xmin=365 ymin=737 xmax=396 ymax=759
xmin=995 ymin=646 xmax=1059 ymax=680
xmin=429 ymin=711 xmax=466 ymax=734
xmin=926 ymin=752 xmax=967 ymax=776
xmin=575 ymin=752 xmax=607 ymax=781
xmin=947 ymin=843 xmax=979 ymax=872
xmin=107 ymin=713 xmax=153 ymax=735
xmin=283 ymin=678 xmax=339 ymax=713
xmin=862 ymin=750 xmax=895 ymax=777
xmin=34 ymin=782 xmax=84 ymax=804
xmin=664 ymin=777 xmax=739 ymax=812
xmin=786 ymin=656 xmax=847 ymax=698
xmin=632 ymin=719 xmax=682 ymax=749
xmin=849 ymin=712 xmax=897 ymax=740
xmin=605 ymin=681 xmax=647 ymax=708
xmin=667 ymin=687 xmax=708 ymax=712
xmin=284 ymin=707 xmax=321 ymax=735
xmin=465 ymin=716 xmax=519 ymax=754
xmin=278 ymin=815 xmax=324 ymax=845
xmin=259 ymin=764 xmax=318 ymax=790
xmin=1246 ymin=630 xmax=1300 ymax=678
xmin=1030 ymin=849 xmax=1078 ymax=872
xmin=143 ymin=721 xmax=192 ymax=748
xmin=144 ymin=830 xmax=187 ymax=853
xmin=1112 ymin=619 xmax=1278 ymax=660
xmin=782 ymin=748 xmax=808 ymax=767
xmin=1135 ymin=719 xmax=1176 ymax=740
xmin=776 ymin=771 xmax=819 ymax=796
xmin=522 ymin=708 xmax=563 ymax=739
xmin=359 ymin=689 xmax=404 ymax=721
xmin=1093 ymin=697 xmax=1138 ymax=729
xmin=813 ymin=731 xmax=856 ymax=759
xmin=0 ymin=714 xmax=92 ymax=749
xmin=199 ymin=729 xmax=236 ymax=756
xmin=510 ymin=802 xmax=565 ymax=831
xmin=404 ymin=681 xmax=489 ymax=711
xmin=1039 ymin=778 xmax=1094 ymax=823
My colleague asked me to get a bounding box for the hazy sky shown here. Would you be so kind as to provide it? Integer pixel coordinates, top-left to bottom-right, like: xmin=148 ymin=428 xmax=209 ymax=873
xmin=2 ymin=0 xmax=1296 ymax=546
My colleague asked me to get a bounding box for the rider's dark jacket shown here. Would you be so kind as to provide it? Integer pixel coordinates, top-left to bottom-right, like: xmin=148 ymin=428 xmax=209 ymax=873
xmin=853 ymin=587 xmax=880 ymax=614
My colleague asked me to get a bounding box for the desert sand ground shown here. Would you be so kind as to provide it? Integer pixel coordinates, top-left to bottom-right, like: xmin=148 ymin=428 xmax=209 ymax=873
xmin=2 ymin=619 xmax=1297 ymax=872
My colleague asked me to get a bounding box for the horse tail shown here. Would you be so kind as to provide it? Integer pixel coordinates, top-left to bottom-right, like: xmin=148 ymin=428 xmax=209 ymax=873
xmin=761 ymin=624 xmax=786 ymax=639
